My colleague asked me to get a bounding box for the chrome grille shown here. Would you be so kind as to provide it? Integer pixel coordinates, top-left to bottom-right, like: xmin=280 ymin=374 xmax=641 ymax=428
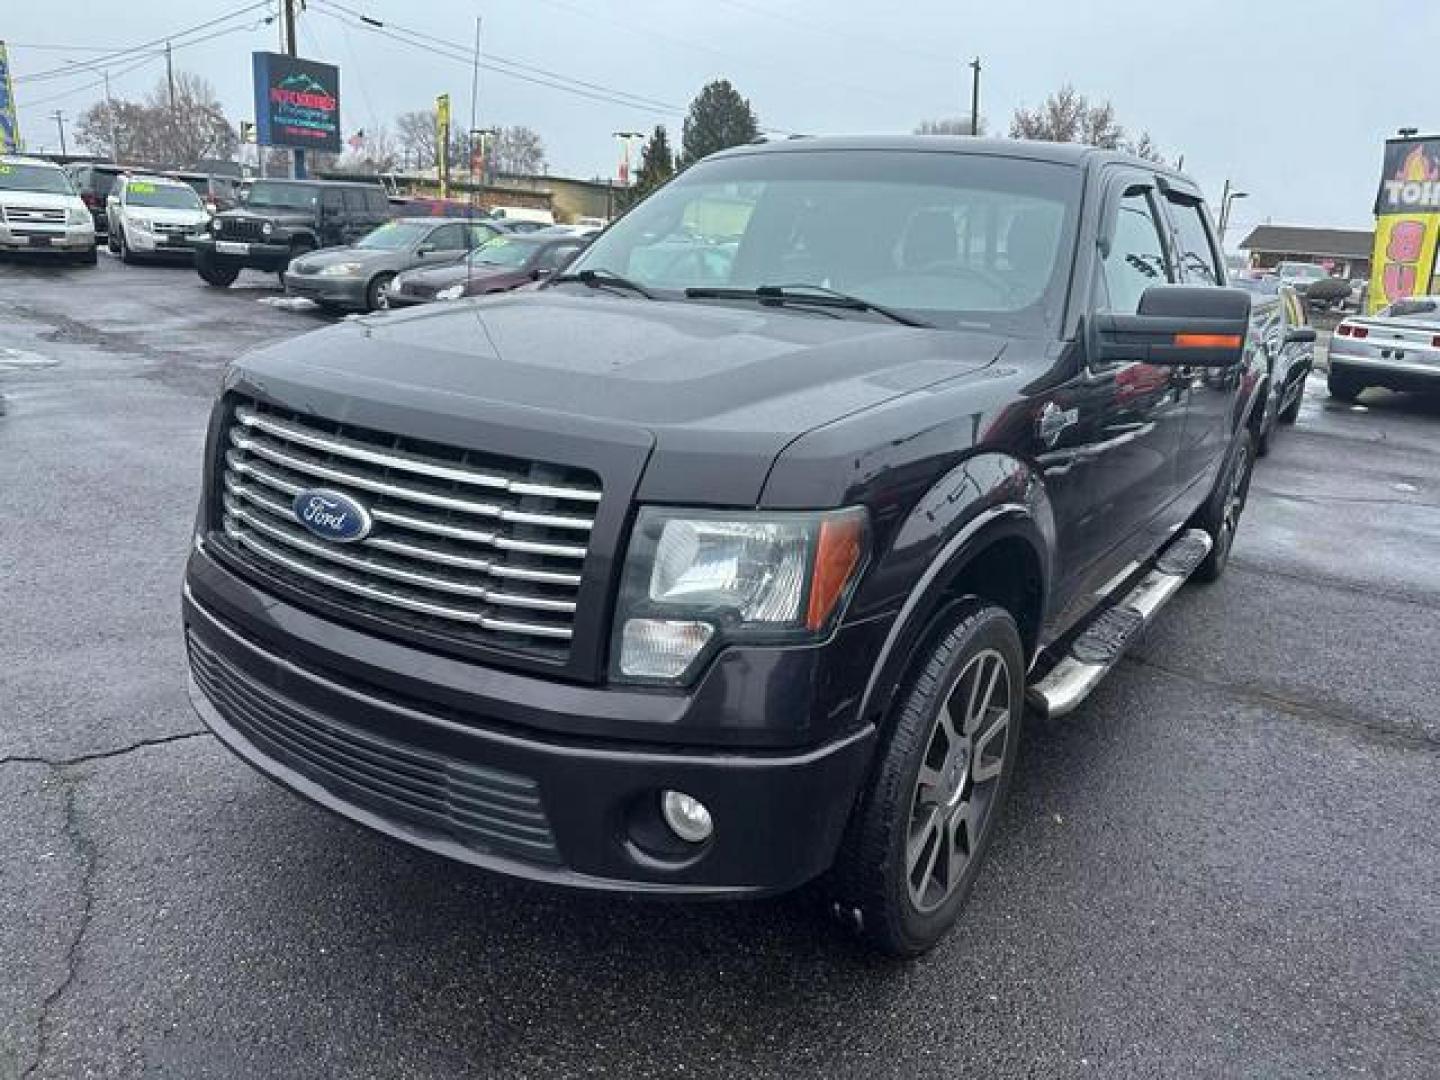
xmin=217 ymin=399 xmax=601 ymax=659
xmin=2 ymin=205 xmax=66 ymax=225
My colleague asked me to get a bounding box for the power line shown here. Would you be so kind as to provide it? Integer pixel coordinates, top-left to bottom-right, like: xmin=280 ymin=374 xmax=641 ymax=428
xmin=15 ymin=52 xmax=166 ymax=111
xmin=13 ymin=1 xmax=273 ymax=84
xmin=309 ymin=6 xmax=683 ymax=119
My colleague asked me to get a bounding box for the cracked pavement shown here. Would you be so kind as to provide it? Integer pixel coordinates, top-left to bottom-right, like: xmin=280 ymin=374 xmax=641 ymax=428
xmin=1 ymin=255 xmax=1437 ymax=1078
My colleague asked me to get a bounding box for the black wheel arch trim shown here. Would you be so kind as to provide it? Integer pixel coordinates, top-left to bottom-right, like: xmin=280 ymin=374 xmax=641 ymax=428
xmin=854 ymin=458 xmax=1055 ymax=735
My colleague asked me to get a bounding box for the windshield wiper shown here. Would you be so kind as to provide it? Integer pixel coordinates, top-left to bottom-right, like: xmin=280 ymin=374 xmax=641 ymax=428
xmin=549 ymin=267 xmax=655 ymax=299
xmin=684 ymin=284 xmax=930 ymax=327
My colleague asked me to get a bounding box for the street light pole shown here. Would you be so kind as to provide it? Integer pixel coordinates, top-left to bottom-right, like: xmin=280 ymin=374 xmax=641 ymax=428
xmin=969 ymin=57 xmax=981 ymax=136
xmin=1218 ymin=186 xmax=1248 ymax=247
xmin=612 ymin=130 xmax=642 ymax=185
xmin=49 ymin=110 xmax=67 ymax=157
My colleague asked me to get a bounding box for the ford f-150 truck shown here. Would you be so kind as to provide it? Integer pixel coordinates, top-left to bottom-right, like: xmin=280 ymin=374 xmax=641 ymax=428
xmin=182 ymin=137 xmax=1264 ymax=956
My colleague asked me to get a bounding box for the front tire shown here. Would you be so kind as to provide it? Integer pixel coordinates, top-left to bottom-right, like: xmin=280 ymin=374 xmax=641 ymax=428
xmin=196 ymin=253 xmax=240 ymax=288
xmin=366 ymin=272 xmax=395 ymax=312
xmin=1193 ymin=427 xmax=1255 ymax=583
xmin=118 ymin=224 xmax=137 ymax=265
xmin=828 ymin=600 xmax=1024 ymax=957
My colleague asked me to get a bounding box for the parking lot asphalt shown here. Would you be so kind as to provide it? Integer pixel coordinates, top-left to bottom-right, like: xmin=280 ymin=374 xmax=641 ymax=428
xmin=2 ymin=254 xmax=1437 ymax=1079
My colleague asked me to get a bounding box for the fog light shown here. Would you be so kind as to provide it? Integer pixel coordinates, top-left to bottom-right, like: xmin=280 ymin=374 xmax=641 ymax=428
xmin=619 ymin=618 xmax=714 ymax=680
xmin=661 ymin=790 xmax=713 ymax=843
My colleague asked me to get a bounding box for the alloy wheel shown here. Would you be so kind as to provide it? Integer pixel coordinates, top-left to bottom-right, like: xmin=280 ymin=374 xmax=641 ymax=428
xmin=906 ymin=647 xmax=1013 ymax=914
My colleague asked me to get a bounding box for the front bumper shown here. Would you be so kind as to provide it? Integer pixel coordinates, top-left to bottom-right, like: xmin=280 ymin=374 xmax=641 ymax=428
xmin=1330 ymin=337 xmax=1440 ymax=391
xmin=192 ymin=236 xmax=295 ymax=271
xmin=284 ymin=274 xmax=369 ymax=307
xmin=182 ymin=559 xmax=879 ymax=896
xmin=0 ymin=225 xmax=94 ymax=253
xmin=125 ymin=228 xmax=203 ymax=255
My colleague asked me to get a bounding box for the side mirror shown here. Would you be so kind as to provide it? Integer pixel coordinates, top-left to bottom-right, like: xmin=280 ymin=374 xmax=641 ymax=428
xmin=1091 ymin=285 xmax=1251 ymax=368
xmin=416 ymin=246 xmax=434 ymax=257
xmin=532 ymin=268 xmax=553 ymax=280
xmin=1285 ymin=326 xmax=1318 ymax=344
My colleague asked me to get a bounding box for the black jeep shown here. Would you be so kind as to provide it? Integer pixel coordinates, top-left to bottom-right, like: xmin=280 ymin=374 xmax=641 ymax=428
xmin=182 ymin=137 xmax=1265 ymax=955
xmin=191 ymin=178 xmax=392 ymax=287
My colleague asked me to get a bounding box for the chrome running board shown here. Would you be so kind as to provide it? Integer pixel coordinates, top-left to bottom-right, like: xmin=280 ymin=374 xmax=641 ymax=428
xmin=1027 ymin=528 xmax=1212 ymax=720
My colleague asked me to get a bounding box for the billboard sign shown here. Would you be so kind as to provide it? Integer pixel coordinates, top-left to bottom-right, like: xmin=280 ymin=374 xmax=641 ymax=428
xmin=0 ymin=42 xmax=21 ymax=153
xmin=252 ymin=52 xmax=341 ymax=154
xmin=1370 ymin=136 xmax=1440 ymax=313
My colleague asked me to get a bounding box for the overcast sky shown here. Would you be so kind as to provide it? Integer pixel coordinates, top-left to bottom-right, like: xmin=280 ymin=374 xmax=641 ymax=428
xmin=7 ymin=0 xmax=1431 ymax=243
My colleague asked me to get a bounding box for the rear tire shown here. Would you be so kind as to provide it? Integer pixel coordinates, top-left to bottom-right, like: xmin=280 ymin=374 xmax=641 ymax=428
xmin=78 ymin=245 xmax=98 ymax=266
xmin=1193 ymin=427 xmax=1255 ymax=584
xmin=827 ymin=600 xmax=1024 ymax=958
xmin=1328 ymin=372 xmax=1362 ymax=402
xmin=196 ymin=253 xmax=240 ymax=288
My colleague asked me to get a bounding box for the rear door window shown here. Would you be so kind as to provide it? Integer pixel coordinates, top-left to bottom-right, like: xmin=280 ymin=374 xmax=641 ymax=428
xmin=1098 ymin=186 xmax=1173 ymax=314
xmin=342 ymin=189 xmax=366 ymax=213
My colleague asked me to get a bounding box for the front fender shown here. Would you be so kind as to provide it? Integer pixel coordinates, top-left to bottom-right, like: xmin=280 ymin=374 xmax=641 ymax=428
xmin=850 ymin=452 xmax=1056 ymax=730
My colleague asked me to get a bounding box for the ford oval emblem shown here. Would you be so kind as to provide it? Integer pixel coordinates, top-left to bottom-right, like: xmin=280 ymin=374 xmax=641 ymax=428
xmin=292 ymin=487 xmax=373 ymax=543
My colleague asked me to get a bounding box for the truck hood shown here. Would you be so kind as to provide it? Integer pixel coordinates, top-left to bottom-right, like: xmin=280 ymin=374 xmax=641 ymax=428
xmin=230 ymin=290 xmax=1004 ymax=505
xmin=220 ymin=207 xmax=312 ymax=227
xmin=1 ymin=189 xmax=84 ymax=212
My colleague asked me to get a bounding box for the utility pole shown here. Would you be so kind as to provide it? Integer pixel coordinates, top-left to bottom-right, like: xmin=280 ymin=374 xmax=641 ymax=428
xmin=103 ymin=70 xmax=118 ymax=162
xmin=469 ymin=17 xmax=482 ymax=206
xmin=281 ymin=0 xmax=305 ymax=179
xmin=969 ymin=57 xmax=981 ymax=137
xmin=49 ymin=110 xmax=67 ymax=157
xmin=613 ymin=131 xmax=643 ymax=185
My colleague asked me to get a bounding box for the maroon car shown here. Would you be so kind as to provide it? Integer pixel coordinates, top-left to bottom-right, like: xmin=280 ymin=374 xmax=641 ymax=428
xmin=387 ymin=234 xmax=589 ymax=307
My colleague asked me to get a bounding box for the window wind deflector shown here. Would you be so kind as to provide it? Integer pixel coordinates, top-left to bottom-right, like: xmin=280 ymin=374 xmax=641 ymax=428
xmin=684 ymin=284 xmax=931 ymax=328
xmin=548 ymin=268 xmax=655 ymax=298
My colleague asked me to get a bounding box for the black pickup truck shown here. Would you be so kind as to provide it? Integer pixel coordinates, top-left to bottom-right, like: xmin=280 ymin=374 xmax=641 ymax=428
xmin=182 ymin=137 xmax=1264 ymax=956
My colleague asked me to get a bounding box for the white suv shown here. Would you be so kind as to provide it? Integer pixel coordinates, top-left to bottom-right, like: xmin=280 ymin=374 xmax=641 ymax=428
xmin=0 ymin=156 xmax=97 ymax=263
xmin=105 ymin=174 xmax=212 ymax=263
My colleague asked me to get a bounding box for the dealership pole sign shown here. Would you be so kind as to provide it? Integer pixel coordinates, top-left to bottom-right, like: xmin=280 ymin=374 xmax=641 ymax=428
xmin=0 ymin=42 xmax=21 ymax=154
xmin=1370 ymin=137 xmax=1440 ymax=314
xmin=251 ymin=52 xmax=342 ymax=154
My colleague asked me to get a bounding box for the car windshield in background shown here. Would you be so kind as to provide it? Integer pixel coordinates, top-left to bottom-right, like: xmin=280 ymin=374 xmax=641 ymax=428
xmin=0 ymin=163 xmax=73 ymax=195
xmin=127 ymin=182 xmax=203 ymax=210
xmin=244 ymin=181 xmax=318 ymax=210
xmin=470 ymin=237 xmax=535 ymax=267
xmin=1233 ymin=276 xmax=1280 ymax=296
xmin=1382 ymin=298 xmax=1440 ymax=321
xmin=357 ymin=221 xmax=431 ymax=250
xmin=565 ymin=149 xmax=1081 ymax=332
xmin=1283 ymin=264 xmax=1328 ymax=280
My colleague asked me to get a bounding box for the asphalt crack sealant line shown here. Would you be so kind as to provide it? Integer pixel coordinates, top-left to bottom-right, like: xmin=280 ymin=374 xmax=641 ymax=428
xmin=3 ymin=732 xmax=208 ymax=1079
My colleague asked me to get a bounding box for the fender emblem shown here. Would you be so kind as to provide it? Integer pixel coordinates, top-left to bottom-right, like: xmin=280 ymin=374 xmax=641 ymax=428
xmin=1038 ymin=401 xmax=1078 ymax=447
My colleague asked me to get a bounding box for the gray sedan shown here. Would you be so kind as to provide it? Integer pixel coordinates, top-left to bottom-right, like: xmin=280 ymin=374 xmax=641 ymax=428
xmin=1329 ymin=296 xmax=1440 ymax=400
xmin=284 ymin=218 xmax=506 ymax=312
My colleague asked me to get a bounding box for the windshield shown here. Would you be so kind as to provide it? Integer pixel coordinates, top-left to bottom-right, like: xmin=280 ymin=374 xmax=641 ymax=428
xmin=1281 ymin=263 xmax=1327 ymax=280
xmin=469 ymin=237 xmax=536 ymax=268
xmin=0 ymin=163 xmax=74 ymax=195
xmin=566 ymin=149 xmax=1081 ymax=331
xmin=244 ymin=181 xmax=318 ymax=210
xmin=126 ymin=181 xmax=204 ymax=210
xmin=357 ymin=220 xmax=431 ymax=250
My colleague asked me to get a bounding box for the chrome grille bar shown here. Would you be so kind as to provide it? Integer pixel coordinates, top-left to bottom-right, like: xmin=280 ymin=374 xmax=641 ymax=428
xmin=234 ymin=405 xmax=601 ymax=505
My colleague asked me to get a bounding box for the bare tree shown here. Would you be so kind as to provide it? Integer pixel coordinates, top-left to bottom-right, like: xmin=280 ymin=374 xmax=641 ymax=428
xmin=73 ymin=72 xmax=236 ymax=166
xmin=489 ymin=126 xmax=546 ymax=176
xmin=1009 ymin=84 xmax=1163 ymax=162
xmin=394 ymin=108 xmax=469 ymax=171
xmin=915 ymin=116 xmax=987 ymax=137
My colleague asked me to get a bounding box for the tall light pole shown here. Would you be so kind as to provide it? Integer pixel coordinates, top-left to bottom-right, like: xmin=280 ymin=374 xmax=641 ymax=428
xmin=1218 ymin=184 xmax=1248 ymax=246
xmin=968 ymin=57 xmax=982 ymax=136
xmin=612 ymin=130 xmax=643 ymax=185
xmin=49 ymin=110 xmax=67 ymax=157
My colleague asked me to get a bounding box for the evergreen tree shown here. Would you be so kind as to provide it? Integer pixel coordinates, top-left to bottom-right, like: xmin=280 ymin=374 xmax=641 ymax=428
xmin=680 ymin=80 xmax=759 ymax=168
xmin=634 ymin=125 xmax=674 ymax=195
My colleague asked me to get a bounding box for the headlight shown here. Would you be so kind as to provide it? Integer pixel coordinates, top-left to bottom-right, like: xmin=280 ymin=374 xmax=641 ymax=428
xmin=127 ymin=214 xmax=152 ymax=232
xmin=67 ymin=207 xmax=91 ymax=226
xmin=210 ymin=217 xmax=223 ymax=233
xmin=612 ymin=507 xmax=868 ymax=684
xmin=317 ymin=261 xmax=364 ymax=276
xmin=436 ymin=283 xmax=466 ymax=301
xmin=260 ymin=221 xmax=274 ymax=238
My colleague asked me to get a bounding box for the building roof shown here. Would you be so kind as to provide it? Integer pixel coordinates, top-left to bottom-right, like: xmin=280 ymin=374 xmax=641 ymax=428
xmin=1238 ymin=225 xmax=1374 ymax=259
